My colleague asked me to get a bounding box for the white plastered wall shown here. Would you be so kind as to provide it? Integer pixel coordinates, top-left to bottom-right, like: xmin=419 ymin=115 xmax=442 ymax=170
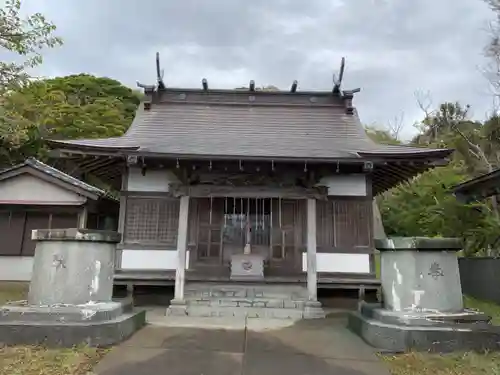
xmin=313 ymin=174 xmax=371 ymax=274
xmin=316 ymin=174 xmax=367 ymax=196
xmin=302 ymin=253 xmax=370 ymax=274
xmin=0 ymin=257 xmax=34 ymax=281
xmin=126 ymin=166 xmax=179 ymax=192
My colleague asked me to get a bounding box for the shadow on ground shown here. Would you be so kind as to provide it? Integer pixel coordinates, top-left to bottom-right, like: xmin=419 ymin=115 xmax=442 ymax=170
xmin=95 ymin=316 xmax=389 ymax=375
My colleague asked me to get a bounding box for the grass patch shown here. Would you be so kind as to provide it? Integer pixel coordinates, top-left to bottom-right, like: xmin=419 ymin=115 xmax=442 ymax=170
xmin=381 ymin=351 xmax=500 ymax=375
xmin=464 ymin=295 xmax=500 ymax=325
xmin=0 ymin=282 xmax=107 ymax=374
xmin=0 ymin=282 xmax=28 ymax=305
xmin=374 ymin=252 xmax=381 ymax=278
xmin=0 ymin=345 xmax=108 ymax=375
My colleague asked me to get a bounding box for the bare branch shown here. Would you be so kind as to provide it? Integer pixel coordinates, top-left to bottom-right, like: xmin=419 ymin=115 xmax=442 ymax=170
xmin=414 ymin=90 xmax=435 ymax=118
xmin=415 ymin=88 xmax=498 ymax=216
xmin=387 ymin=112 xmax=405 ymax=140
xmin=468 ymin=147 xmax=481 ymax=160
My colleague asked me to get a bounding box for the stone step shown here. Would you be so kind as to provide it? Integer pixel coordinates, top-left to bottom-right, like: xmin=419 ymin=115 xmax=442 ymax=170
xmin=185 ymin=298 xmax=306 ymax=309
xmin=185 ymin=291 xmax=306 ymax=300
xmin=184 ymin=283 xmax=308 ymax=301
xmin=186 ymin=305 xmax=304 ymax=319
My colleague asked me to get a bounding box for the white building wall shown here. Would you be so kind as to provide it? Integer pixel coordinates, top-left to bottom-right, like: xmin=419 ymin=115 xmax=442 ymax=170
xmin=0 ymin=175 xmax=86 ymax=205
xmin=317 ymin=175 xmax=367 ymax=196
xmin=120 ymin=249 xmax=190 ymax=270
xmin=0 ymin=256 xmax=34 ymax=281
xmin=126 ymin=166 xmax=180 ymax=192
xmin=302 ymin=253 xmax=370 ymax=274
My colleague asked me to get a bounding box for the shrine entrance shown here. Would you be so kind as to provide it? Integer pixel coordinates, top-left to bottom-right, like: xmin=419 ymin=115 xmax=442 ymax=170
xmin=187 ymin=197 xmax=306 ymax=278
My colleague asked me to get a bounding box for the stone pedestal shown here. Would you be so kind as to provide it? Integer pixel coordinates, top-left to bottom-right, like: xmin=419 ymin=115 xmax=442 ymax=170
xmin=29 ymin=228 xmax=119 ymax=306
xmin=0 ymin=228 xmax=146 ymax=347
xmin=378 ymin=237 xmax=463 ymax=312
xmin=348 ymin=237 xmax=500 ymax=353
xmin=230 ymin=254 xmax=264 ymax=281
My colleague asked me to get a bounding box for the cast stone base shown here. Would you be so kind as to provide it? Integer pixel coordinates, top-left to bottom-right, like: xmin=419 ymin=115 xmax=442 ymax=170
xmin=166 ymin=299 xmax=188 ymax=316
xmin=348 ymin=302 xmax=500 ymax=353
xmin=303 ymin=300 xmax=326 ymax=319
xmin=0 ymin=299 xmax=146 ymax=347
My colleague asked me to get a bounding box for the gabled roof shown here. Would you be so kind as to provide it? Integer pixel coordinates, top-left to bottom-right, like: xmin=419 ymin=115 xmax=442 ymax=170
xmin=452 ymin=169 xmax=500 ymax=202
xmin=0 ymin=158 xmax=107 ymax=201
xmin=49 ymin=88 xmax=452 ymax=162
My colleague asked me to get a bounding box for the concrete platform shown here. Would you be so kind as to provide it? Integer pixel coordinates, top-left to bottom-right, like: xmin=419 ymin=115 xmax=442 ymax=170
xmin=348 ymin=310 xmax=500 ymax=353
xmin=0 ymin=300 xmax=146 ymax=347
xmin=94 ymin=312 xmax=390 ymax=375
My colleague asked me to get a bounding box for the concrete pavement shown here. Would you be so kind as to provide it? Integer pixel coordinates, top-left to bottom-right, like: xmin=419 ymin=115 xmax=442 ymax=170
xmin=94 ymin=311 xmax=390 ymax=375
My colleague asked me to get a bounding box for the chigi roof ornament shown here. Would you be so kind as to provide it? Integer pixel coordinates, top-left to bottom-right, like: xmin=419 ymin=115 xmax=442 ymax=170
xmin=156 ymin=52 xmax=166 ymax=90
xmin=332 ymin=57 xmax=345 ymax=95
xmin=330 ymin=57 xmax=362 ymax=114
xmin=136 ymin=52 xmax=166 ymax=93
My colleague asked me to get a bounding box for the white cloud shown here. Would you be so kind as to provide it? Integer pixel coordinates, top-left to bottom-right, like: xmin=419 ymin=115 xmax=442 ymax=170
xmin=9 ymin=0 xmax=495 ymax=138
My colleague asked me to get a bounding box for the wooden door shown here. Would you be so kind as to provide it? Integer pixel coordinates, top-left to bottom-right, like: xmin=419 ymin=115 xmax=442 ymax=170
xmin=21 ymin=212 xmax=50 ymax=256
xmin=192 ymin=198 xmax=224 ymax=265
xmin=0 ymin=211 xmax=25 ymax=256
xmin=268 ymin=199 xmax=306 ymax=275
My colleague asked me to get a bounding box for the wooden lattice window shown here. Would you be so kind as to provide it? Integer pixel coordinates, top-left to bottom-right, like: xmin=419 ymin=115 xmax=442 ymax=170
xmin=316 ymin=198 xmax=373 ymax=252
xmin=124 ymin=197 xmax=180 ymax=247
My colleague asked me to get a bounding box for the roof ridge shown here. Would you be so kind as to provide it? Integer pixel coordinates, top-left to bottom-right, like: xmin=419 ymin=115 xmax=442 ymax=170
xmin=156 ymin=100 xmax=345 ymax=108
xmin=159 ymin=87 xmax=344 ymax=95
xmin=5 ymin=158 xmax=106 ymax=197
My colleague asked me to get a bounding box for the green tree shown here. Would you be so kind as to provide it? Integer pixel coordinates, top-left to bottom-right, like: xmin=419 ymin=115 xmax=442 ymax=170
xmin=0 ymin=0 xmax=62 ymax=90
xmin=0 ymin=74 xmax=141 ymax=166
xmin=379 ymin=162 xmax=500 ymax=255
xmin=413 ymin=96 xmax=500 ymax=218
xmin=374 ymin=0 xmax=500 ymax=255
xmin=0 ymin=0 xmax=62 ymax=164
xmin=375 ymin=96 xmax=500 ymax=255
xmin=412 ymin=100 xmax=494 ymax=174
xmin=365 ymin=125 xmax=402 ymax=145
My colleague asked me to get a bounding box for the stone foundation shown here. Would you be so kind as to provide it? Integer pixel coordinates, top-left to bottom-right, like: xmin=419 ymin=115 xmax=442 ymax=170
xmin=0 ymin=228 xmax=146 ymax=347
xmin=349 ymin=303 xmax=500 ymax=353
xmin=0 ymin=299 xmax=146 ymax=347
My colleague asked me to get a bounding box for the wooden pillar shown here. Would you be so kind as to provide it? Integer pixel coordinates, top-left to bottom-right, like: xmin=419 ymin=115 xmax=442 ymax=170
xmin=77 ymin=207 xmax=88 ymax=229
xmin=115 ymin=171 xmax=128 ymax=270
xmin=307 ymin=198 xmax=318 ymax=301
xmin=174 ymin=196 xmax=190 ymax=302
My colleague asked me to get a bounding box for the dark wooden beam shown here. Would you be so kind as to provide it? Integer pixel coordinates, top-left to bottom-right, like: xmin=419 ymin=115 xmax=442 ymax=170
xmin=81 ymin=158 xmax=117 ymax=174
xmin=169 ymin=184 xmax=328 ymax=200
xmin=86 ymin=159 xmax=120 ymax=173
xmin=76 ymin=156 xmax=101 ymax=170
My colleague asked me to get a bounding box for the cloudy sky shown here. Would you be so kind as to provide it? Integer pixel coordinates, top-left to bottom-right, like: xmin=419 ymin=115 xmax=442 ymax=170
xmin=21 ymin=0 xmax=496 ymax=138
